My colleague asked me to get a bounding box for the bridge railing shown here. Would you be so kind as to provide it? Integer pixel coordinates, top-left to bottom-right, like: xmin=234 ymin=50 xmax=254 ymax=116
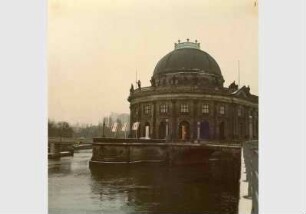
xmin=242 ymin=140 xmax=258 ymax=214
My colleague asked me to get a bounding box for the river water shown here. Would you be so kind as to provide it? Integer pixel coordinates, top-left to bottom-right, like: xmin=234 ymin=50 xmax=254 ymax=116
xmin=49 ymin=150 xmax=240 ymax=214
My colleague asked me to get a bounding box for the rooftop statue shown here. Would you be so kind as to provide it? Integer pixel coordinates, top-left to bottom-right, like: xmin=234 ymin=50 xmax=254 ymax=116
xmin=229 ymin=81 xmax=238 ymax=90
xmin=150 ymin=78 xmax=156 ymax=87
xmin=137 ymin=80 xmax=141 ymax=89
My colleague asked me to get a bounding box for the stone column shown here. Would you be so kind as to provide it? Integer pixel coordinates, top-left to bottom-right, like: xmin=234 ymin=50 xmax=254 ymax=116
xmin=165 ymin=119 xmax=169 ymax=140
xmin=182 ymin=125 xmax=186 ymax=140
xmin=192 ymin=100 xmax=198 ymax=141
xmin=145 ymin=125 xmax=150 ymax=139
xmin=255 ymin=114 xmax=258 ymax=139
xmin=213 ymin=101 xmax=217 ymax=139
xmin=230 ymin=103 xmax=235 ymax=139
xmin=234 ymin=105 xmax=239 ymax=139
xmin=138 ymin=103 xmax=141 ymax=138
xmin=129 ymin=104 xmax=133 ymax=138
xmin=253 ymin=110 xmax=257 ymax=139
xmin=152 ymin=101 xmax=156 ymax=139
xmin=197 ymin=121 xmax=200 ymax=141
xmin=245 ymin=108 xmax=249 ymax=139
xmin=249 ymin=113 xmax=253 ymax=140
xmin=171 ymin=100 xmax=176 ymax=140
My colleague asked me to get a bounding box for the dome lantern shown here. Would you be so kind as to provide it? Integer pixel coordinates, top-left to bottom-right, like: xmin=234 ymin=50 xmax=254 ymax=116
xmin=175 ymin=40 xmax=200 ymax=50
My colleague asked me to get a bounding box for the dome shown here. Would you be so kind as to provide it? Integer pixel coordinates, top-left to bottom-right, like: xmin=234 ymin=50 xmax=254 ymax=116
xmin=153 ymin=41 xmax=223 ymax=79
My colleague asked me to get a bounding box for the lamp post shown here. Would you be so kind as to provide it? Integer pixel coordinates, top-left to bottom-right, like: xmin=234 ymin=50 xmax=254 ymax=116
xmin=102 ymin=121 xmax=106 ymax=137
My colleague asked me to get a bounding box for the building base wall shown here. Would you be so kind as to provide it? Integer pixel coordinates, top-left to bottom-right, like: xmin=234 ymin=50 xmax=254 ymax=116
xmin=90 ymin=139 xmax=241 ymax=166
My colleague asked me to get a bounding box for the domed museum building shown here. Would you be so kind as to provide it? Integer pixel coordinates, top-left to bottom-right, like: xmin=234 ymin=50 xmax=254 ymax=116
xmin=128 ymin=39 xmax=258 ymax=141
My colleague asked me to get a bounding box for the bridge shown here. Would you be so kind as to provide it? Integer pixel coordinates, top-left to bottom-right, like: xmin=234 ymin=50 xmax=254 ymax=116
xmin=48 ymin=137 xmax=92 ymax=159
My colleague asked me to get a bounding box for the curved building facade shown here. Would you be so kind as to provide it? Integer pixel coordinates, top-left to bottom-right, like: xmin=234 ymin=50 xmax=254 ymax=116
xmin=128 ymin=40 xmax=258 ymax=141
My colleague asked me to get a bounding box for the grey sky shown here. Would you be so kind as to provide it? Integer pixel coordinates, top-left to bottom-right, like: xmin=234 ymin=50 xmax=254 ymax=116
xmin=48 ymin=0 xmax=258 ymax=124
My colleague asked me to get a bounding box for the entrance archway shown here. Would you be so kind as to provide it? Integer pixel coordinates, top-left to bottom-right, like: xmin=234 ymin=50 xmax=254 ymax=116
xmin=179 ymin=121 xmax=190 ymax=140
xmin=219 ymin=122 xmax=225 ymax=140
xmin=159 ymin=121 xmax=166 ymax=139
xmin=200 ymin=121 xmax=210 ymax=139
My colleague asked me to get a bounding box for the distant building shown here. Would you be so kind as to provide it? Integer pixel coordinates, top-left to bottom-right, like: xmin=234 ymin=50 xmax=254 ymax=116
xmin=109 ymin=112 xmax=130 ymax=124
xmin=128 ymin=40 xmax=258 ymax=141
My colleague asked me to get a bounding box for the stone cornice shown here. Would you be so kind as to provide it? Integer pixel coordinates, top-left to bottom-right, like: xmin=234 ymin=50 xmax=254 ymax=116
xmin=128 ymin=86 xmax=258 ymax=106
xmin=129 ymin=93 xmax=258 ymax=108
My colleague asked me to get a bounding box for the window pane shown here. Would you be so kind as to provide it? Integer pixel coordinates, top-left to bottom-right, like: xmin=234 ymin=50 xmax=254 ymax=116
xmin=144 ymin=105 xmax=151 ymax=114
xmin=220 ymin=106 xmax=225 ymax=114
xmin=160 ymin=104 xmax=168 ymax=113
xmin=202 ymin=104 xmax=209 ymax=113
xmin=180 ymin=104 xmax=188 ymax=113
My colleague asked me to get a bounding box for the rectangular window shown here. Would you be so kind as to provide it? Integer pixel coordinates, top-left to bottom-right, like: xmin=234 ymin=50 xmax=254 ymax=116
xmin=220 ymin=106 xmax=225 ymax=115
xmin=160 ymin=104 xmax=168 ymax=114
xmin=180 ymin=104 xmax=189 ymax=113
xmin=201 ymin=104 xmax=209 ymax=114
xmin=144 ymin=105 xmax=151 ymax=115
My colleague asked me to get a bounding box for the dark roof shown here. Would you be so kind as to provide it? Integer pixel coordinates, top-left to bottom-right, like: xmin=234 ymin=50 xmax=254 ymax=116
xmin=153 ymin=48 xmax=223 ymax=77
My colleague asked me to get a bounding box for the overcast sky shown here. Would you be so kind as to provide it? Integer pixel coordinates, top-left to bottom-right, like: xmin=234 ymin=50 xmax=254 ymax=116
xmin=48 ymin=0 xmax=258 ymax=125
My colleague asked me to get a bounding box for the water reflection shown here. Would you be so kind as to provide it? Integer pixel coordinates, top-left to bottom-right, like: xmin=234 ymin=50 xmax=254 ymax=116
xmin=90 ymin=157 xmax=240 ymax=213
xmin=49 ymin=150 xmax=240 ymax=214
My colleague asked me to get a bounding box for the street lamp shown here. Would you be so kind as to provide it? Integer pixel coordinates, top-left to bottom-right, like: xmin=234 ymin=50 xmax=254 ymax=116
xmin=102 ymin=121 xmax=106 ymax=137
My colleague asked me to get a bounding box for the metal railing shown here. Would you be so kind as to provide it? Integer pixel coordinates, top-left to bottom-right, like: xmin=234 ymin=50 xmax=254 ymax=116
xmin=243 ymin=140 xmax=258 ymax=214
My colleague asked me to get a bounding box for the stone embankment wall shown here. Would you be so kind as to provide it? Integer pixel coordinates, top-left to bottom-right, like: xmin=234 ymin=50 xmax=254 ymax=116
xmin=89 ymin=138 xmax=241 ymax=166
